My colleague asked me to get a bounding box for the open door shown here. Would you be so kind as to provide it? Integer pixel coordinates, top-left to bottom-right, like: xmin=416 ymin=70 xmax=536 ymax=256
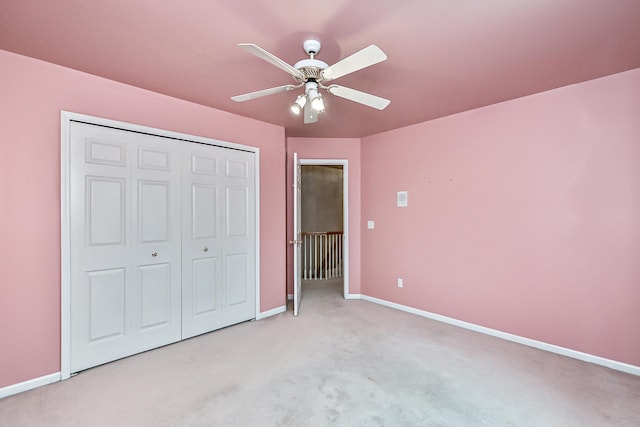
xmin=291 ymin=153 xmax=303 ymax=315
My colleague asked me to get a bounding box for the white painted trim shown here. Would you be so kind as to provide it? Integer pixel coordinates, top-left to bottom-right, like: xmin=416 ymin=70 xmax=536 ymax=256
xmin=256 ymin=305 xmax=287 ymax=320
xmin=342 ymin=162 xmax=349 ymax=299
xmin=62 ymin=111 xmax=259 ymax=151
xmin=0 ymin=372 xmax=60 ymax=399
xmin=298 ymin=159 xmax=349 ymax=298
xmin=254 ymin=148 xmax=261 ymax=318
xmin=60 ymin=111 xmax=261 ymax=379
xmin=60 ymin=114 xmax=72 ymax=380
xmin=345 ymin=293 xmax=362 ymax=300
xmin=359 ymin=295 xmax=640 ymax=376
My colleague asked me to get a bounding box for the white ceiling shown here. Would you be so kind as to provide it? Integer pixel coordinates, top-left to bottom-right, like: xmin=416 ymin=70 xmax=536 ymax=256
xmin=1 ymin=0 xmax=639 ymax=138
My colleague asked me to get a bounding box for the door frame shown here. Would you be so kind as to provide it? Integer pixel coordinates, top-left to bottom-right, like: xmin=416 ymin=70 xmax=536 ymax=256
xmin=298 ymin=159 xmax=349 ymax=298
xmin=293 ymin=153 xmax=302 ymax=316
xmin=60 ymin=111 xmax=261 ymax=380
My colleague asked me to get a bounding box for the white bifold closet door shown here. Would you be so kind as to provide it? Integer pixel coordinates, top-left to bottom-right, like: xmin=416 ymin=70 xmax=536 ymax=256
xmin=181 ymin=143 xmax=255 ymax=339
xmin=69 ymin=122 xmax=255 ymax=373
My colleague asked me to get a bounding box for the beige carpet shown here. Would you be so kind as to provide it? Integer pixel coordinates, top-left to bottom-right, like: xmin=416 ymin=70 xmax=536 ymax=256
xmin=1 ymin=279 xmax=639 ymax=426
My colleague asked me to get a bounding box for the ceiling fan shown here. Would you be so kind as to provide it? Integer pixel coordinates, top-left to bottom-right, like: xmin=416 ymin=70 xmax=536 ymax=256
xmin=231 ymin=39 xmax=390 ymax=124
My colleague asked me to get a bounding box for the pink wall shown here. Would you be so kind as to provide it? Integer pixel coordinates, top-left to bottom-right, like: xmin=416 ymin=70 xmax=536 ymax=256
xmin=286 ymin=138 xmax=362 ymax=295
xmin=361 ymin=68 xmax=640 ymax=366
xmin=0 ymin=50 xmax=287 ymax=389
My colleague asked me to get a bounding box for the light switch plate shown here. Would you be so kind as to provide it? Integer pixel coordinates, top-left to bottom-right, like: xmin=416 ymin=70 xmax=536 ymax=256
xmin=397 ymin=191 xmax=408 ymax=207
xmin=367 ymin=220 xmax=375 ymax=229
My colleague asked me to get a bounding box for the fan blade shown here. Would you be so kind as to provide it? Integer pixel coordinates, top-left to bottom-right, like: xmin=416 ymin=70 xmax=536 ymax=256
xmin=238 ymin=43 xmax=305 ymax=80
xmin=304 ymin=101 xmax=318 ymax=124
xmin=327 ymin=85 xmax=390 ymax=110
xmin=321 ymin=45 xmax=387 ymax=81
xmin=231 ymin=85 xmax=296 ymax=102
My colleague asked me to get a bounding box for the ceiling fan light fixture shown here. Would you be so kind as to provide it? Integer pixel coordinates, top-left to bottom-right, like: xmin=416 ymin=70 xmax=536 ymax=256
xmin=291 ymin=94 xmax=307 ymax=115
xmin=311 ymin=93 xmax=325 ymax=112
xmin=305 ymin=81 xmax=324 ymax=112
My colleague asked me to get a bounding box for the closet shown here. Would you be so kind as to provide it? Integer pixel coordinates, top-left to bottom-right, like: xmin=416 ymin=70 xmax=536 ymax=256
xmin=67 ymin=120 xmax=256 ymax=373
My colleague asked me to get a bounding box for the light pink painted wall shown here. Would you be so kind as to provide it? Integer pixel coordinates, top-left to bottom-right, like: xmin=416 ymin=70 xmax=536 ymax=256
xmin=361 ymin=68 xmax=640 ymax=366
xmin=286 ymin=138 xmax=362 ymax=295
xmin=0 ymin=50 xmax=287 ymax=389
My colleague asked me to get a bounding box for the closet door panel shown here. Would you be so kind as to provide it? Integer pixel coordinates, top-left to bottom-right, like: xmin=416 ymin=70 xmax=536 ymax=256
xmin=86 ymin=268 xmax=126 ymax=341
xmin=192 ymin=257 xmax=219 ymax=315
xmin=221 ymin=150 xmax=256 ymax=327
xmin=181 ymin=147 xmax=223 ymax=338
xmin=70 ymin=123 xmax=182 ymax=373
xmin=70 ymin=123 xmax=134 ymax=372
xmin=130 ymin=136 xmax=182 ymax=348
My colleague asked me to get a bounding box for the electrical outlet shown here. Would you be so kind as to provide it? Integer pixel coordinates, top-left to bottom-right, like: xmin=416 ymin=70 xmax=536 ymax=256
xmin=397 ymin=278 xmax=403 ymax=288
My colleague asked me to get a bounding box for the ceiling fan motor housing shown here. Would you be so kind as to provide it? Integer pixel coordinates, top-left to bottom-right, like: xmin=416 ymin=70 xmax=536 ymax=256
xmin=294 ymin=58 xmax=329 ymax=81
xmin=294 ymin=40 xmax=328 ymax=82
xmin=303 ymin=39 xmax=321 ymax=55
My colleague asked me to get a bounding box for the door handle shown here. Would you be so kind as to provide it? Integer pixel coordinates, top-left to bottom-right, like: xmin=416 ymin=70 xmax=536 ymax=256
xmin=151 ymin=252 xmax=158 ymax=257
xmin=203 ymin=247 xmax=209 ymax=252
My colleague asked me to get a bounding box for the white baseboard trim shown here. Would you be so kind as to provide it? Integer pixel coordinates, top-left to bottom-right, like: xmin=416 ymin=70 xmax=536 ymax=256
xmin=0 ymin=372 xmax=61 ymax=399
xmin=256 ymin=305 xmax=287 ymax=320
xmin=345 ymin=293 xmax=362 ymax=300
xmin=359 ymin=294 xmax=640 ymax=377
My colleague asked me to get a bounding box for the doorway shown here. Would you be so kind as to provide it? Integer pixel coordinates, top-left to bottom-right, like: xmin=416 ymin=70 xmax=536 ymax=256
xmin=297 ymin=159 xmax=349 ymax=303
xmin=301 ymin=165 xmax=344 ymax=296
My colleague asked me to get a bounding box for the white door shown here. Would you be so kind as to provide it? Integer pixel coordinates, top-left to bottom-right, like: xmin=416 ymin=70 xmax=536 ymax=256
xmin=69 ymin=123 xmax=182 ymax=372
xmin=181 ymin=144 xmax=223 ymax=338
xmin=66 ymin=117 xmax=257 ymax=374
xmin=292 ymin=153 xmax=303 ymax=316
xmin=220 ymin=148 xmax=256 ymax=326
xmin=181 ymin=144 xmax=256 ymax=337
